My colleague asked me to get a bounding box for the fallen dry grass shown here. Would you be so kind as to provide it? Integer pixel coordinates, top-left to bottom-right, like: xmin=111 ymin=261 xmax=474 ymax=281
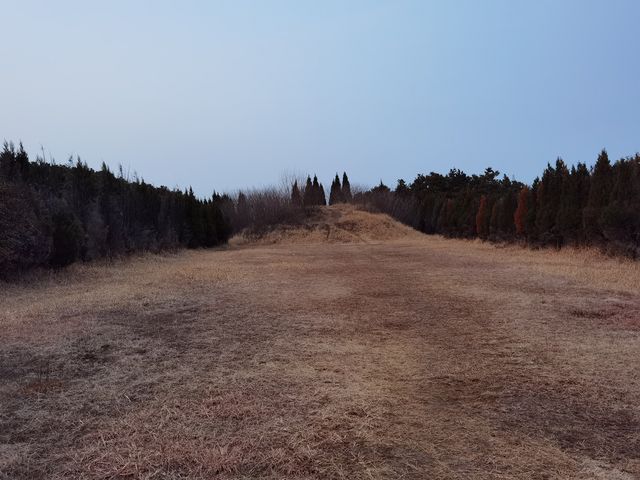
xmin=230 ymin=204 xmax=421 ymax=246
xmin=1 ymin=205 xmax=640 ymax=479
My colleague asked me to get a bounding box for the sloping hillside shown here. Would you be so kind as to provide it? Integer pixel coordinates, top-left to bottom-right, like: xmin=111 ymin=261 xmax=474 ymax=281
xmin=231 ymin=204 xmax=421 ymax=245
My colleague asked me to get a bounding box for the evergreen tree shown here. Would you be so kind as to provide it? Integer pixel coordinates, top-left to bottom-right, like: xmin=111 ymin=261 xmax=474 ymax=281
xmin=15 ymin=142 xmax=30 ymax=179
xmin=312 ymin=175 xmax=321 ymax=205
xmin=600 ymin=158 xmax=639 ymax=248
xmin=535 ymin=160 xmax=566 ymax=243
xmin=395 ymin=179 xmax=410 ymax=197
xmin=319 ymin=183 xmax=327 ymax=206
xmin=0 ymin=142 xmax=17 ymax=180
xmin=556 ymin=164 xmax=589 ymax=243
xmin=329 ymin=174 xmax=342 ymax=205
xmin=291 ymin=181 xmax=302 ymax=206
xmin=476 ymin=195 xmax=489 ymax=239
xmin=342 ymin=172 xmax=352 ymax=202
xmin=514 ymin=187 xmax=529 ymax=236
xmin=526 ymin=179 xmax=539 ymax=239
xmin=489 ymin=198 xmax=502 ymax=238
xmin=584 ymin=149 xmax=613 ymax=241
xmin=302 ymin=176 xmax=314 ymax=206
xmin=499 ymin=190 xmax=517 ymax=236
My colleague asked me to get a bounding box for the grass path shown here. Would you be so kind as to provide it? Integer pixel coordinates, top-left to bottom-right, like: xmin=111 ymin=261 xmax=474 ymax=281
xmin=2 ymin=208 xmax=640 ymax=479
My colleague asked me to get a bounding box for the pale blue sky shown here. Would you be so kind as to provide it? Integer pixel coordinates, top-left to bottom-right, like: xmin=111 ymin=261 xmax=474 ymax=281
xmin=1 ymin=1 xmax=639 ymax=195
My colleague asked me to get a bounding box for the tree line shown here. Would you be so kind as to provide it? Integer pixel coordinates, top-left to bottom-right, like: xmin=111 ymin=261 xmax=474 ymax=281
xmin=3 ymin=139 xmax=639 ymax=278
xmin=0 ymin=142 xmax=231 ymax=278
xmin=230 ymin=173 xmax=353 ymax=234
xmin=289 ymin=172 xmax=352 ymax=207
xmin=355 ymin=150 xmax=640 ymax=258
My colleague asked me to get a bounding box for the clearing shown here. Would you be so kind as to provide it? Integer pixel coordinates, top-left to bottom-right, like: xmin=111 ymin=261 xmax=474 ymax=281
xmin=1 ymin=205 xmax=640 ymax=479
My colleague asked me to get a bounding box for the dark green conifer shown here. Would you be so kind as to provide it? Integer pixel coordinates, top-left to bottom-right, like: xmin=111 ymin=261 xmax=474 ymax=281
xmin=302 ymin=176 xmax=314 ymax=206
xmin=291 ymin=181 xmax=302 ymax=206
xmin=319 ymin=183 xmax=327 ymax=206
xmin=342 ymin=172 xmax=352 ymax=202
xmin=329 ymin=174 xmax=342 ymax=205
xmin=312 ymin=175 xmax=321 ymax=205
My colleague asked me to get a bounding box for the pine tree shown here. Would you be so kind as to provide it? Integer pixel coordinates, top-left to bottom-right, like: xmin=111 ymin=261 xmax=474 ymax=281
xmin=329 ymin=174 xmax=342 ymax=205
xmin=342 ymin=172 xmax=352 ymax=202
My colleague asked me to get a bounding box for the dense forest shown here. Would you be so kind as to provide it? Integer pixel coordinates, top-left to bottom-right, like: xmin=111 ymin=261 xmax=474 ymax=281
xmin=0 ymin=142 xmax=231 ymax=278
xmin=355 ymin=150 xmax=640 ymax=258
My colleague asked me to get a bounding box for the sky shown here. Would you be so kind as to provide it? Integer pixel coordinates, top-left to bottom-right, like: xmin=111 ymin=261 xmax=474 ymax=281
xmin=1 ymin=1 xmax=639 ymax=196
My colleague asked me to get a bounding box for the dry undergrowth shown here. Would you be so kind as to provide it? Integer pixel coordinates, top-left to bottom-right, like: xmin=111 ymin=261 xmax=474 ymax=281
xmin=1 ymin=205 xmax=640 ymax=479
xmin=230 ymin=204 xmax=421 ymax=246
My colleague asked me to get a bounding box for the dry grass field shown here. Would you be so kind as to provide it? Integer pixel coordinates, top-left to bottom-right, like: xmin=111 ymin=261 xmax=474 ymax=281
xmin=2 ymin=205 xmax=640 ymax=479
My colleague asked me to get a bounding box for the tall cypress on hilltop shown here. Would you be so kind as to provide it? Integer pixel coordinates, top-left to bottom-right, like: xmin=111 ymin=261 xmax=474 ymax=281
xmin=312 ymin=175 xmax=321 ymax=205
xmin=302 ymin=176 xmax=314 ymax=207
xmin=319 ymin=183 xmax=327 ymax=206
xmin=342 ymin=172 xmax=352 ymax=202
xmin=329 ymin=174 xmax=342 ymax=205
xmin=291 ymin=180 xmax=302 ymax=206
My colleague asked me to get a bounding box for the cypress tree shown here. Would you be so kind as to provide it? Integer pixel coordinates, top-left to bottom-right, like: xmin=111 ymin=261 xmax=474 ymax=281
xmin=476 ymin=195 xmax=489 ymax=239
xmin=489 ymin=198 xmax=502 ymax=238
xmin=535 ymin=160 xmax=566 ymax=242
xmin=319 ymin=183 xmax=327 ymax=206
xmin=600 ymin=158 xmax=638 ymax=248
xmin=0 ymin=142 xmax=17 ymax=180
xmin=312 ymin=175 xmax=321 ymax=205
xmin=302 ymin=176 xmax=314 ymax=206
xmin=499 ymin=190 xmax=517 ymax=237
xmin=291 ymin=181 xmax=302 ymax=206
xmin=342 ymin=172 xmax=352 ymax=202
xmin=556 ymin=165 xmax=587 ymax=244
xmin=514 ymin=187 xmax=529 ymax=236
xmin=584 ymin=149 xmax=613 ymax=242
xmin=16 ymin=142 xmax=30 ymax=180
xmin=329 ymin=174 xmax=342 ymax=205
xmin=526 ymin=179 xmax=539 ymax=239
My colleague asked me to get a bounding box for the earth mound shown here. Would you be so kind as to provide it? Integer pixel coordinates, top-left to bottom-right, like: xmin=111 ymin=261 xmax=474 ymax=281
xmin=231 ymin=204 xmax=420 ymax=245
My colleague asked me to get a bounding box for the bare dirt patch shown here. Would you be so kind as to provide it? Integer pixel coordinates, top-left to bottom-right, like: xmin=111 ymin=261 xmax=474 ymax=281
xmin=2 ymin=206 xmax=640 ymax=479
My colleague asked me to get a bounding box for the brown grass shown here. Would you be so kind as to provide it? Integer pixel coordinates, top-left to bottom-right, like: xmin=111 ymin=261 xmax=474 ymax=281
xmin=230 ymin=204 xmax=421 ymax=246
xmin=1 ymin=205 xmax=640 ymax=479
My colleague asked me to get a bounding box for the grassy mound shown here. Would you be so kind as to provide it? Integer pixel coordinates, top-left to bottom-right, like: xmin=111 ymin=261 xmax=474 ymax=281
xmin=231 ymin=204 xmax=420 ymax=246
